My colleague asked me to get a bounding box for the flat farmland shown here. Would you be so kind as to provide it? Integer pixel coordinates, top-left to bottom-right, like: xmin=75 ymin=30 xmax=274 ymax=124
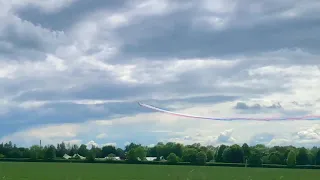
xmin=0 ymin=162 xmax=319 ymax=180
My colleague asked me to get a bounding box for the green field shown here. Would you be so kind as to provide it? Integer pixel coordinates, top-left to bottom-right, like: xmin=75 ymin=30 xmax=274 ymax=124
xmin=0 ymin=162 xmax=319 ymax=180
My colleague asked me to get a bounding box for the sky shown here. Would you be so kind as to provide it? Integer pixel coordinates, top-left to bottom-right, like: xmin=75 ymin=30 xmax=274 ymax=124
xmin=0 ymin=0 xmax=320 ymax=149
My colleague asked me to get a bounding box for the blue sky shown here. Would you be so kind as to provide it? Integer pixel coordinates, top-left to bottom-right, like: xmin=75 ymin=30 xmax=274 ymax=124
xmin=0 ymin=0 xmax=320 ymax=149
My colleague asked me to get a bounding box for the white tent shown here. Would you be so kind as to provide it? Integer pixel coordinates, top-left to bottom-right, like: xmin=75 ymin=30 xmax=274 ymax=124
xmin=72 ymin=154 xmax=86 ymax=160
xmin=146 ymin=157 xmax=157 ymax=161
xmin=106 ymin=156 xmax=121 ymax=160
xmin=63 ymin=154 xmax=71 ymax=159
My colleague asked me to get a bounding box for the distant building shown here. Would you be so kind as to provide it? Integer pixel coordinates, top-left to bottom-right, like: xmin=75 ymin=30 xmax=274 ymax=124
xmin=106 ymin=156 xmax=121 ymax=161
xmin=146 ymin=157 xmax=157 ymax=161
xmin=62 ymin=153 xmax=85 ymax=160
xmin=63 ymin=154 xmax=71 ymax=159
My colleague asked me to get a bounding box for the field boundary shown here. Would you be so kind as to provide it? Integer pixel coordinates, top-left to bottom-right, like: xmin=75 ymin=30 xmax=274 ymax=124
xmin=0 ymin=158 xmax=320 ymax=169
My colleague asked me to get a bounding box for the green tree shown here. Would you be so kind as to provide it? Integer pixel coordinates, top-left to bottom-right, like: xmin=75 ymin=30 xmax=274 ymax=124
xmin=206 ymin=150 xmax=214 ymax=162
xmin=261 ymin=155 xmax=269 ymax=164
xmin=56 ymin=142 xmax=68 ymax=158
xmin=242 ymin=143 xmax=250 ymax=162
xmin=18 ymin=147 xmax=30 ymax=158
xmin=167 ymin=153 xmax=178 ymax=164
xmin=78 ymin=144 xmax=88 ymax=157
xmin=269 ymin=146 xmax=292 ymax=165
xmin=214 ymin=145 xmax=227 ymax=162
xmin=287 ymin=150 xmax=296 ymax=167
xmin=308 ymin=153 xmax=315 ymax=165
xmin=86 ymin=149 xmax=96 ymax=162
xmin=315 ymin=149 xmax=320 ymax=165
xmin=154 ymin=142 xmax=183 ymax=160
xmin=69 ymin=144 xmax=79 ymax=156
xmin=44 ymin=145 xmax=56 ymax=160
xmin=125 ymin=143 xmax=140 ymax=152
xmin=126 ymin=149 xmax=138 ymax=162
xmin=102 ymin=145 xmax=117 ymax=157
xmin=155 ymin=143 xmax=165 ymax=160
xmin=116 ymin=148 xmax=125 ymax=159
xmin=126 ymin=146 xmax=147 ymax=162
xmin=169 ymin=143 xmax=183 ymax=158
xmin=134 ymin=146 xmax=147 ymax=161
xmin=268 ymin=152 xmax=282 ymax=164
xmin=147 ymin=145 xmax=157 ymax=157
xmin=90 ymin=146 xmax=102 ymax=158
xmin=296 ymin=147 xmax=309 ymax=165
xmin=196 ymin=151 xmax=207 ymax=165
xmin=254 ymin=144 xmax=268 ymax=156
xmin=247 ymin=148 xmax=262 ymax=166
xmin=7 ymin=148 xmax=22 ymax=158
xmin=222 ymin=144 xmax=244 ymax=163
xmin=182 ymin=148 xmax=197 ymax=163
xmin=29 ymin=145 xmax=44 ymax=160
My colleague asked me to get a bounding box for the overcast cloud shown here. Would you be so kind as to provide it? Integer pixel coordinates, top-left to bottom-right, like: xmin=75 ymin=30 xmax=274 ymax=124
xmin=0 ymin=0 xmax=320 ymax=148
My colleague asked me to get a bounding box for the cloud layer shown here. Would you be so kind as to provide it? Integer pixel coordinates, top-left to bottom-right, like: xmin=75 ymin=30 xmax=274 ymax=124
xmin=1 ymin=0 xmax=320 ymax=148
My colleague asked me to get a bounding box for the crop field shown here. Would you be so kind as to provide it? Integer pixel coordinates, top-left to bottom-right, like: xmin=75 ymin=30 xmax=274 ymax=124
xmin=0 ymin=162 xmax=319 ymax=180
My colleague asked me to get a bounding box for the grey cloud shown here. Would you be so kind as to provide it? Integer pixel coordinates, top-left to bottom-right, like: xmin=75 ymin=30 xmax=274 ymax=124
xmin=0 ymin=46 xmax=46 ymax=62
xmin=234 ymin=102 xmax=312 ymax=116
xmin=291 ymin=101 xmax=313 ymax=107
xmin=234 ymin=102 xmax=282 ymax=110
xmin=14 ymin=0 xmax=129 ymax=31
xmin=142 ymin=95 xmax=239 ymax=111
xmin=1 ymin=94 xmax=239 ymax=131
xmin=279 ymin=109 xmax=311 ymax=116
xmin=2 ymin=24 xmax=44 ymax=51
xmin=1 ymin=54 xmax=291 ymax=106
xmin=106 ymin=0 xmax=320 ymax=62
xmin=8 ymin=59 xmax=244 ymax=102
xmin=0 ymin=15 xmax=66 ymax=61
xmin=235 ymin=102 xmax=261 ymax=110
xmin=118 ymin=18 xmax=320 ymax=60
xmin=3 ymin=0 xmax=320 ymax=66
xmin=168 ymin=67 xmax=289 ymax=97
xmin=168 ymin=95 xmax=238 ymax=105
xmin=4 ymin=0 xmax=320 ymax=67
xmin=0 ymin=101 xmax=149 ymax=128
xmin=0 ymin=0 xmax=319 ymax=144
xmin=12 ymin=83 xmax=153 ymax=101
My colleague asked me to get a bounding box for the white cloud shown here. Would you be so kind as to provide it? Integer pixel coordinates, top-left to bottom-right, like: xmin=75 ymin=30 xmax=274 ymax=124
xmin=64 ymin=139 xmax=82 ymax=146
xmin=201 ymin=0 xmax=236 ymax=14
xmin=1 ymin=50 xmax=320 ymax=147
xmin=4 ymin=99 xmax=320 ymax=147
xmin=0 ymin=0 xmax=319 ymax=149
xmin=196 ymin=0 xmax=320 ymax=29
xmin=216 ymin=129 xmax=236 ymax=144
xmin=96 ymin=133 xmax=108 ymax=139
xmin=0 ymin=123 xmax=82 ymax=146
xmin=8 ymin=0 xmax=78 ymax=13
xmin=86 ymin=140 xmax=99 ymax=149
xmin=267 ymin=138 xmax=292 ymax=147
xmin=295 ymin=125 xmax=320 ymax=141
xmin=18 ymin=101 xmax=49 ymax=109
xmin=129 ymin=58 xmax=239 ymax=85
xmin=102 ymin=142 xmax=117 ymax=147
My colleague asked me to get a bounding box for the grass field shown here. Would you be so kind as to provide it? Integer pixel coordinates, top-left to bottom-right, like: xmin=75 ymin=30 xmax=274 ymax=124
xmin=0 ymin=162 xmax=319 ymax=180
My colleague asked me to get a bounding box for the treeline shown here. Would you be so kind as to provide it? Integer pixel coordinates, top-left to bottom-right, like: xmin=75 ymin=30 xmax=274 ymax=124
xmin=0 ymin=141 xmax=320 ymax=168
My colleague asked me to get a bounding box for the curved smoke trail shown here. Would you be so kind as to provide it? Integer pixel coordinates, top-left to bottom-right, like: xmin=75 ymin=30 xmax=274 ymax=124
xmin=138 ymin=102 xmax=320 ymax=121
